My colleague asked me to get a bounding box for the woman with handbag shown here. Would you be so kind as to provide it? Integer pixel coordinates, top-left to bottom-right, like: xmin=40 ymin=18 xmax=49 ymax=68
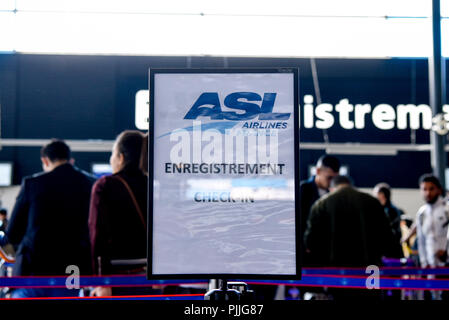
xmin=88 ymin=130 xmax=150 ymax=297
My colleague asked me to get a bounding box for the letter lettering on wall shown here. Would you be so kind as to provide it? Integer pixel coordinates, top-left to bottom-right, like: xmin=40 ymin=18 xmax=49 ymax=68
xmin=354 ymin=104 xmax=372 ymax=129
xmin=397 ymin=104 xmax=432 ymax=130
xmin=315 ymin=103 xmax=334 ymax=129
xmin=335 ymin=99 xmax=355 ymax=130
xmin=372 ymin=104 xmax=396 ymax=130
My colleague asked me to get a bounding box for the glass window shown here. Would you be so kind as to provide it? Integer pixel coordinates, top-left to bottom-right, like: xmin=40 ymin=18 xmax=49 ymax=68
xmin=0 ymin=13 xmax=15 ymax=52
xmin=3 ymin=1 xmax=447 ymax=57
xmin=0 ymin=0 xmax=15 ymax=11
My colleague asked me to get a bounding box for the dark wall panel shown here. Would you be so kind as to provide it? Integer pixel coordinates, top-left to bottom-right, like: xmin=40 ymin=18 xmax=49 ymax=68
xmin=17 ymin=55 xmax=116 ymax=140
xmin=0 ymin=54 xmax=447 ymax=187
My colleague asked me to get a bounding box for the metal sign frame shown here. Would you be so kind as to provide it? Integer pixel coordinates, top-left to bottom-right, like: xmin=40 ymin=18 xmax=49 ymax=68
xmin=147 ymin=68 xmax=300 ymax=280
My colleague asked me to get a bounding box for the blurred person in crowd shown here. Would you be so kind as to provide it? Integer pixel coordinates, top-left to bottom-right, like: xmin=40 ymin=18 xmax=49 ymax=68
xmin=402 ymin=222 xmax=417 ymax=244
xmin=373 ymin=183 xmax=405 ymax=300
xmin=2 ymin=140 xmax=95 ymax=298
xmin=289 ymin=155 xmax=340 ymax=300
xmin=400 ymin=217 xmax=419 ymax=262
xmin=400 ymin=217 xmax=421 ymax=300
xmin=401 ymin=220 xmax=419 ymax=266
xmin=304 ymin=175 xmax=396 ymax=300
xmin=416 ymin=174 xmax=448 ymax=269
xmin=300 ymin=155 xmax=340 ymax=262
xmin=373 ymin=183 xmax=404 ymax=258
xmin=415 ymin=174 xmax=449 ymax=300
xmin=0 ymin=209 xmax=8 ymax=233
xmin=89 ymin=130 xmax=153 ymax=297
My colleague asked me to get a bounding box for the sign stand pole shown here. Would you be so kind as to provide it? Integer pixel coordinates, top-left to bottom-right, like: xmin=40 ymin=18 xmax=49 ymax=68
xmin=204 ymin=279 xmax=240 ymax=301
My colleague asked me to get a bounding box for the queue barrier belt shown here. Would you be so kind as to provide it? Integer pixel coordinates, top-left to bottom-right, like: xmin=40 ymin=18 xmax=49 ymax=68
xmin=0 ymin=294 xmax=205 ymax=301
xmin=302 ymin=267 xmax=449 ymax=276
xmin=0 ymin=267 xmax=448 ymax=291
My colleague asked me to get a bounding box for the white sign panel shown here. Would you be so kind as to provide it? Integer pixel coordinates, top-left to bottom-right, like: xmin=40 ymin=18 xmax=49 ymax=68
xmin=148 ymin=69 xmax=299 ymax=278
xmin=0 ymin=163 xmax=12 ymax=187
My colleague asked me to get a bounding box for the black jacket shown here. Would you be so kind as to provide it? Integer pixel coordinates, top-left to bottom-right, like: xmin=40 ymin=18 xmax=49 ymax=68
xmin=304 ymin=186 xmax=396 ymax=267
xmin=300 ymin=176 xmax=328 ymax=266
xmin=383 ymin=202 xmax=404 ymax=258
xmin=299 ymin=176 xmax=321 ymax=238
xmin=6 ymin=163 xmax=95 ymax=276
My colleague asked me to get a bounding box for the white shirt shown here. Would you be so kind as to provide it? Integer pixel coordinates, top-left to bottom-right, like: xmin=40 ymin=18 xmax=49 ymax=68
xmin=416 ymin=197 xmax=449 ymax=267
xmin=318 ymin=188 xmax=327 ymax=197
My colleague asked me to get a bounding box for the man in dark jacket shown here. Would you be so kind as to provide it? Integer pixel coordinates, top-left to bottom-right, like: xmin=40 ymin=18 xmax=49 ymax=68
xmin=373 ymin=182 xmax=404 ymax=258
xmin=304 ymin=175 xmax=396 ymax=300
xmin=300 ymin=155 xmax=340 ymax=262
xmin=288 ymin=155 xmax=339 ymax=300
xmin=5 ymin=140 xmax=95 ymax=298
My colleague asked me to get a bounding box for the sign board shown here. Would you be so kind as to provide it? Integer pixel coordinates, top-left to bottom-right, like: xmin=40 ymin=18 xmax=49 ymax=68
xmin=148 ymin=69 xmax=300 ymax=279
xmin=0 ymin=162 xmax=13 ymax=187
xmin=136 ymin=91 xmax=447 ymax=132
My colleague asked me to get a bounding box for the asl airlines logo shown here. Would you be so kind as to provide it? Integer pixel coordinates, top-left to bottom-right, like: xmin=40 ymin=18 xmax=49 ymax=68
xmin=183 ymin=92 xmax=291 ymax=121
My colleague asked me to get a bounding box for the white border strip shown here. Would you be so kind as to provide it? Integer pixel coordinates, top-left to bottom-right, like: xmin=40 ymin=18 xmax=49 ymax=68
xmin=0 ymin=139 xmax=444 ymax=155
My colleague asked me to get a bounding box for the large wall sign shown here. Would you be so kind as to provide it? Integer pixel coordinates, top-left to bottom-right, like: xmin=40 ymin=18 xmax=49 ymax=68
xmin=148 ymin=69 xmax=300 ymax=279
xmin=136 ymin=92 xmax=448 ymax=131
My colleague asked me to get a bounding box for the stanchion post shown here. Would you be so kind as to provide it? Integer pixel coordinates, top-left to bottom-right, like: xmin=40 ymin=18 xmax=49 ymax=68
xmin=204 ymin=279 xmax=241 ymax=301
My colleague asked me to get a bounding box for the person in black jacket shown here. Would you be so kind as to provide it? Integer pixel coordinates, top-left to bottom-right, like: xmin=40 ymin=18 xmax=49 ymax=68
xmin=304 ymin=175 xmax=396 ymax=300
xmin=300 ymin=155 xmax=340 ymax=264
xmin=5 ymin=140 xmax=95 ymax=298
xmin=285 ymin=155 xmax=340 ymax=299
xmin=373 ymin=182 xmax=404 ymax=258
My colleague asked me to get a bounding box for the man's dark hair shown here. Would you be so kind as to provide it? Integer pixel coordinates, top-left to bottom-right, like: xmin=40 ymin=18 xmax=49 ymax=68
xmin=419 ymin=173 xmax=443 ymax=190
xmin=401 ymin=216 xmax=413 ymax=228
xmin=40 ymin=139 xmax=71 ymax=162
xmin=0 ymin=209 xmax=6 ymax=216
xmin=331 ymin=175 xmax=353 ymax=188
xmin=374 ymin=182 xmax=391 ymax=201
xmin=316 ymin=155 xmax=340 ymax=173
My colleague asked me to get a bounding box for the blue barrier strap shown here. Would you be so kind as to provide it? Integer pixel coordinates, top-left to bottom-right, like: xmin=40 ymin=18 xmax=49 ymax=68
xmin=302 ymin=267 xmax=449 ymax=276
xmin=4 ymin=294 xmax=205 ymax=301
xmin=0 ymin=274 xmax=448 ymax=290
xmin=0 ymin=276 xmax=209 ymax=288
xmin=246 ymin=277 xmax=449 ymax=291
xmin=87 ymin=295 xmax=205 ymax=301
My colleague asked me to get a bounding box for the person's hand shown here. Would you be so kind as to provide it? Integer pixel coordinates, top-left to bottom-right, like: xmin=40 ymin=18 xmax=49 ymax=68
xmin=90 ymin=286 xmax=112 ymax=297
xmin=401 ymin=234 xmax=411 ymax=244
